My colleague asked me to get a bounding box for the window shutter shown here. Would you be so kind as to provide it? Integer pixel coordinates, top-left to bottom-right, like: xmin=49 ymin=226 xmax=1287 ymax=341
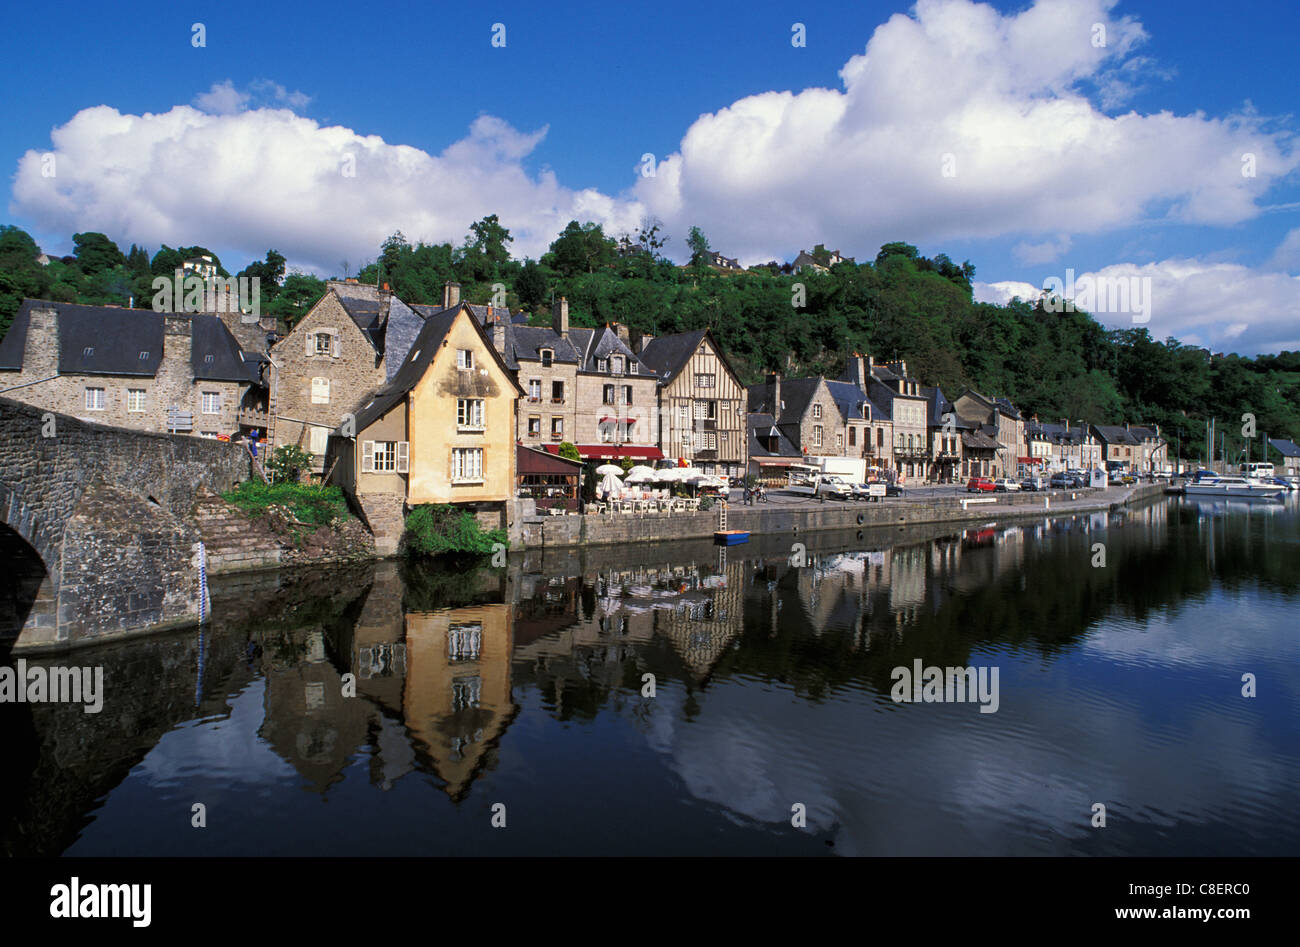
xmin=397 ymin=441 xmax=409 ymax=473
xmin=306 ymin=332 xmax=314 ymax=356
xmin=361 ymin=441 xmax=374 ymax=473
xmin=332 ymin=335 xmax=340 ymax=358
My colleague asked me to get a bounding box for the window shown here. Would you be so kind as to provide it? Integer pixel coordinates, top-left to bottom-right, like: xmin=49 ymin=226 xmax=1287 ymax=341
xmin=836 ymin=433 xmax=843 ymax=450
xmin=681 ymin=431 xmax=693 ymax=448
xmin=309 ymin=425 xmax=330 ymax=456
xmin=551 ymin=380 xmax=564 ymax=402
xmin=528 ymin=416 xmax=541 ymax=437
xmin=629 ymin=362 xmax=638 ymax=374
xmin=528 ymin=379 xmax=541 ymax=402
xmin=85 ymin=387 xmax=105 ymax=411
xmin=698 ymin=432 xmax=717 ymax=450
xmin=457 ymin=349 xmax=474 ymax=370
xmin=693 ymin=400 xmax=716 ymax=420
xmin=457 ymin=398 xmax=485 ymax=429
xmin=695 ymin=373 xmax=715 ymax=388
xmin=540 ymin=349 xmax=553 ymax=367
xmin=849 ymin=427 xmax=856 ymax=447
xmin=611 ymin=356 xmax=625 ymax=374
xmin=551 ymin=417 xmax=563 ymax=438
xmin=623 ymin=385 xmax=632 ymax=405
xmin=448 ymin=623 xmax=482 ymax=661
xmin=311 ymin=332 xmax=336 ymax=356
xmin=813 ymin=404 xmax=822 ymax=419
xmin=678 ymin=404 xmax=689 ymax=426
xmin=201 ymin=391 xmax=221 ymax=414
xmin=603 ymin=384 xmax=615 ymax=405
xmin=360 ymin=441 xmax=409 ymax=473
xmin=451 ymin=448 xmax=484 ymax=482
xmin=127 ymin=389 xmax=146 ymax=412
xmin=813 ymin=426 xmax=823 ymax=447
xmin=311 ymin=377 xmax=330 ymax=404
xmin=138 ymin=351 xmax=149 ymax=361
xmin=597 ymin=358 xmax=608 ymax=372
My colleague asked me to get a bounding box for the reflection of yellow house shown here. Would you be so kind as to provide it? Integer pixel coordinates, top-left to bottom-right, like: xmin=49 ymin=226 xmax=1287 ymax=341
xmin=330 ymin=305 xmax=523 ymax=554
xmin=404 ymin=605 xmax=517 ymax=799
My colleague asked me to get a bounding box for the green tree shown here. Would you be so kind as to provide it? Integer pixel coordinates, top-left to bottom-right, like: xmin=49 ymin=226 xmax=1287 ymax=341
xmin=72 ymin=232 xmax=125 ymax=274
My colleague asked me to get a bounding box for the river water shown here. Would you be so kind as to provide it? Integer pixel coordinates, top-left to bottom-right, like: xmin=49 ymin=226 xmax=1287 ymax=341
xmin=3 ymin=495 xmax=1297 ymax=856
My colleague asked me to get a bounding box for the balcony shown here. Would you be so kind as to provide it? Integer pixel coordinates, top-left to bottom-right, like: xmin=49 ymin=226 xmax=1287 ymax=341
xmin=894 ymin=445 xmax=929 ymax=459
xmin=550 ymin=397 xmax=565 ymax=405
xmin=526 ymin=396 xmax=542 ymax=404
xmin=550 ymin=432 xmax=563 ymax=441
xmin=694 ymin=419 xmax=717 ymax=432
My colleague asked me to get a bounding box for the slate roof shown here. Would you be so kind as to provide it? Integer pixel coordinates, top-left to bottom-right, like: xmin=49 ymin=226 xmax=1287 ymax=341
xmin=0 ymin=299 xmax=261 ymax=385
xmin=747 ymin=412 xmax=802 ymax=458
xmin=994 ymin=397 xmax=1022 ymax=420
xmin=1269 ymin=438 xmax=1300 ymax=458
xmin=1092 ymin=425 xmax=1141 ymax=446
xmin=328 ymin=282 xmax=389 ymax=353
xmin=1026 ymin=420 xmax=1084 ymax=444
xmin=961 ymin=429 xmax=1001 ymax=450
xmin=825 ymin=379 xmax=873 ymax=422
xmin=1128 ymin=425 xmax=1162 ymax=441
xmin=348 ymin=310 xmax=458 ymax=433
xmin=636 ymin=329 xmax=709 ymax=384
xmin=747 ymin=376 xmax=824 ymax=423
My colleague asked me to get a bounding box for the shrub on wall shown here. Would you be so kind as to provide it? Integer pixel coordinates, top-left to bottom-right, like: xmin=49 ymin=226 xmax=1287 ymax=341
xmin=267 ymin=444 xmax=314 ymax=484
xmin=405 ymin=504 xmax=506 ymax=557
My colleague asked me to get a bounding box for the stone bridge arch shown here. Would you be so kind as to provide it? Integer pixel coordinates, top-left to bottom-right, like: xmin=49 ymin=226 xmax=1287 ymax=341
xmin=0 ymin=397 xmax=251 ymax=649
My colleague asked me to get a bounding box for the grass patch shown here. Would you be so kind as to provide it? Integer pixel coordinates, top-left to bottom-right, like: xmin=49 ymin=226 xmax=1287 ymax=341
xmin=221 ymin=481 xmax=349 ymax=526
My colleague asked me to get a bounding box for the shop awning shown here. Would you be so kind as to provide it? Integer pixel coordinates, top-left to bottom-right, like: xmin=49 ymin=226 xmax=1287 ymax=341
xmin=598 ymin=417 xmax=637 ymax=424
xmin=518 ymin=444 xmax=584 ymax=474
xmin=542 ymin=444 xmax=664 ymax=461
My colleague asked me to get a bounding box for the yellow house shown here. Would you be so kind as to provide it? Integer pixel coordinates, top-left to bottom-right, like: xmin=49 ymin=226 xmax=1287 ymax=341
xmin=330 ymin=304 xmax=522 ymax=555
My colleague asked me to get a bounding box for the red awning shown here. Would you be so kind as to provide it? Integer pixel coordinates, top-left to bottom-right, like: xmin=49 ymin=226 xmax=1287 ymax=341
xmin=598 ymin=417 xmax=637 ymax=424
xmin=518 ymin=444 xmax=583 ymax=474
xmin=1018 ymin=456 xmax=1043 ymax=465
xmin=542 ymin=444 xmax=664 ymax=460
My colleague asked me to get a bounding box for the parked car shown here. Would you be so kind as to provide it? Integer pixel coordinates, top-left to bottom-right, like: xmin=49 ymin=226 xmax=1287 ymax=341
xmin=1049 ymin=473 xmax=1071 ymax=489
xmin=818 ymin=475 xmax=855 ymax=499
xmin=885 ymin=483 xmax=905 ymax=497
xmin=1019 ymin=479 xmax=1042 ymax=492
xmin=966 ymin=477 xmax=997 ymax=493
xmin=993 ymin=478 xmax=1021 ymax=492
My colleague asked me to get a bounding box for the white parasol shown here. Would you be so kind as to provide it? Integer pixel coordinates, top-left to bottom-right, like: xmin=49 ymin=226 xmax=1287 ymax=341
xmin=595 ymin=464 xmax=625 ymax=477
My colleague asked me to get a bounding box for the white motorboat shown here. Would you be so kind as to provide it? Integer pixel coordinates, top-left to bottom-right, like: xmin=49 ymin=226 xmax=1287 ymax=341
xmin=1183 ymin=475 xmax=1285 ymax=499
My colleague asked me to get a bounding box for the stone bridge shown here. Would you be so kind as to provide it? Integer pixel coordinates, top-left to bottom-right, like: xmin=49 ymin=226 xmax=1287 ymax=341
xmin=0 ymin=397 xmax=250 ymax=649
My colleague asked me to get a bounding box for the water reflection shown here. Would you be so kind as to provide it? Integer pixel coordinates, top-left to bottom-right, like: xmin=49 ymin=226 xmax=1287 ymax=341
xmin=2 ymin=495 xmax=1297 ymax=856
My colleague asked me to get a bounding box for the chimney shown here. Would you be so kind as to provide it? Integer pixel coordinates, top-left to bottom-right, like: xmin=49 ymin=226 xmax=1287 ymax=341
xmin=492 ymin=321 xmax=506 ymax=354
xmin=766 ymin=372 xmax=782 ymax=416
xmin=552 ymin=296 xmax=569 ymax=336
xmin=382 ymin=282 xmax=390 ymax=292
xmin=163 ymin=314 xmax=192 ymax=369
xmin=21 ymin=306 xmax=60 ymax=377
xmin=613 ymin=322 xmax=630 ymax=346
xmin=442 ymin=281 xmax=461 ymax=309
xmin=847 ymin=354 xmax=868 ymax=391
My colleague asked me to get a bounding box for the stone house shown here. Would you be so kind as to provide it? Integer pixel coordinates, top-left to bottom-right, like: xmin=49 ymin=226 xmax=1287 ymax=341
xmin=1127 ymin=425 xmax=1168 ymax=473
xmin=269 ymin=279 xmax=426 ymax=473
xmin=487 ymin=299 xmax=660 ymax=461
xmin=746 ymin=374 xmax=845 ymax=456
xmin=952 ymin=390 xmax=1025 ymax=478
xmin=0 ymin=298 xmax=264 ymax=438
xmin=835 ymin=355 xmax=895 ymax=465
xmin=328 ymin=305 xmax=522 ymax=555
xmin=636 ymin=329 xmax=747 ymax=478
xmin=853 ymin=357 xmax=929 ymax=480
xmin=1269 ymin=438 xmax=1300 ymax=478
xmin=923 ymin=386 xmax=963 ymax=483
xmin=1091 ymin=425 xmax=1142 ymax=469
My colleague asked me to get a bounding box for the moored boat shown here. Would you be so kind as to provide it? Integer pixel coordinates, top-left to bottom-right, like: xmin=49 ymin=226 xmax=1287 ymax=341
xmin=714 ymin=529 xmax=750 ymax=545
xmin=1183 ymin=475 xmax=1285 ymax=499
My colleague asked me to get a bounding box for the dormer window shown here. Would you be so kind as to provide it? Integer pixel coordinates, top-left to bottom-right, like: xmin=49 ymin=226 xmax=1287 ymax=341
xmin=83 ymin=346 xmax=94 ymax=357
xmin=540 ymin=349 xmax=553 ymax=367
xmin=205 ymin=354 xmax=214 ymax=363
xmin=629 ymin=362 xmax=637 ymax=374
xmin=597 ymin=358 xmax=608 ymax=372
xmin=138 ymin=351 xmax=149 ymax=360
xmin=611 ymin=356 xmax=625 ymax=374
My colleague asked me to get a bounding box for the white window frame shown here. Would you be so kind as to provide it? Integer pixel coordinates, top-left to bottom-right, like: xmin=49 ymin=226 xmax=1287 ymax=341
xmin=528 ymin=379 xmax=541 ymax=402
xmin=201 ymin=391 xmax=221 ymax=415
xmin=451 ymin=447 xmax=485 ymax=483
xmin=127 ymin=388 xmax=146 ymax=412
xmin=457 ymin=349 xmax=474 ymax=370
xmin=813 ymin=404 xmax=822 ymax=419
xmin=528 ymin=416 xmax=541 ymax=437
xmin=85 ymin=387 xmax=106 ymax=411
xmin=311 ymin=377 xmax=330 ymax=404
xmin=361 ymin=440 xmax=409 ymax=474
xmin=457 ymin=398 xmax=485 ymax=430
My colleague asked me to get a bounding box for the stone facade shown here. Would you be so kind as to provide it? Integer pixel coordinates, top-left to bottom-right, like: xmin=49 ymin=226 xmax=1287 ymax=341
xmin=270 ymin=289 xmax=386 ymax=470
xmin=0 ymin=305 xmax=251 ymax=437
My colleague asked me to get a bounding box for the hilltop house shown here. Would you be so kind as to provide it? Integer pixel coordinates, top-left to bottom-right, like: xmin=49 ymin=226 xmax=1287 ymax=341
xmin=0 ymin=298 xmax=266 ymax=438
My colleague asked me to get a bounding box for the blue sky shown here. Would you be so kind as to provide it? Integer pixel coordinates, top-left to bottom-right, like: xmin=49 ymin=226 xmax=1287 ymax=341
xmin=3 ymin=0 xmax=1298 ymax=353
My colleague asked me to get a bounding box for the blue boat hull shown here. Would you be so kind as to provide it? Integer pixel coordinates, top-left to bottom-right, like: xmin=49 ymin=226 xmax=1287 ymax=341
xmin=714 ymin=530 xmax=750 ymax=545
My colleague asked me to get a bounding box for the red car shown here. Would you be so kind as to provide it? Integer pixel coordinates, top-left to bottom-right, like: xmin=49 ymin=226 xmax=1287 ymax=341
xmin=966 ymin=477 xmax=996 ymax=493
